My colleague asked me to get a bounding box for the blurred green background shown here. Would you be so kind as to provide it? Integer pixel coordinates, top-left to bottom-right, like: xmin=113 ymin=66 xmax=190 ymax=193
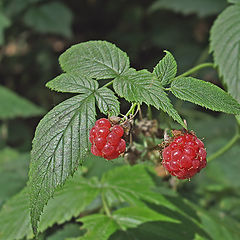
xmin=1 ymin=0 xmax=240 ymax=239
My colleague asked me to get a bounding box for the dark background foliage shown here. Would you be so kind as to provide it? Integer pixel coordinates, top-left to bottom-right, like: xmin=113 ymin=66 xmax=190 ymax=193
xmin=0 ymin=0 xmax=240 ymax=239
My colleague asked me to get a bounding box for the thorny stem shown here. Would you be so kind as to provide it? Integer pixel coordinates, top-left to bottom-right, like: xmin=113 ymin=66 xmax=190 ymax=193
xmin=101 ymin=192 xmax=111 ymax=217
xmin=207 ymin=131 xmax=240 ymax=162
xmin=176 ymin=62 xmax=215 ymax=78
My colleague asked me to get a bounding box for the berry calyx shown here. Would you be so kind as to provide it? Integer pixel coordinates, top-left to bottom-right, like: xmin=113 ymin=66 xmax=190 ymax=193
xmin=89 ymin=118 xmax=126 ymax=160
xmin=161 ymin=132 xmax=207 ymax=179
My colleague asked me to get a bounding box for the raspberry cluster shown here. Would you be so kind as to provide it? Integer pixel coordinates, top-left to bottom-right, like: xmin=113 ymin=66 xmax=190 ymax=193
xmin=162 ymin=132 xmax=207 ymax=179
xmin=89 ymin=118 xmax=126 ymax=160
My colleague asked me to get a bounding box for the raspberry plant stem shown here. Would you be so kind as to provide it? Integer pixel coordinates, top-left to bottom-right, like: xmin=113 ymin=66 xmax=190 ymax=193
xmin=101 ymin=192 xmax=111 ymax=217
xmin=125 ymin=102 xmax=138 ymax=117
xmin=207 ymin=131 xmax=240 ymax=162
xmin=176 ymin=62 xmax=215 ymax=78
xmin=102 ymin=80 xmax=114 ymax=88
xmin=1 ymin=120 xmax=8 ymax=141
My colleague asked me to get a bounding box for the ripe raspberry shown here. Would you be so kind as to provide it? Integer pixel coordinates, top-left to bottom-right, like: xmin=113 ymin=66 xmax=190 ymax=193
xmin=89 ymin=118 xmax=126 ymax=160
xmin=162 ymin=132 xmax=207 ymax=179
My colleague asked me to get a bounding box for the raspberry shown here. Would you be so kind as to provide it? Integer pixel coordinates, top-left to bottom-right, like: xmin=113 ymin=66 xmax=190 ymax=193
xmin=95 ymin=118 xmax=111 ymax=128
xmin=111 ymin=125 xmax=124 ymax=137
xmin=106 ymin=132 xmax=121 ymax=146
xmin=89 ymin=118 xmax=126 ymax=160
xmin=162 ymin=132 xmax=207 ymax=179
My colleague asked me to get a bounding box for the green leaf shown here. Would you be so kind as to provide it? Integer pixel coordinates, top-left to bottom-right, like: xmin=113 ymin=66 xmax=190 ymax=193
xmin=0 ymin=188 xmax=32 ymax=240
xmin=46 ymin=73 xmax=98 ymax=94
xmin=210 ymin=4 xmax=240 ymax=102
xmin=23 ymin=2 xmax=73 ymax=38
xmin=153 ymin=50 xmax=177 ymax=86
xmin=191 ymin=203 xmax=240 ymax=240
xmin=228 ymin=0 xmax=240 ymax=4
xmin=4 ymin=0 xmax=44 ymax=18
xmin=113 ymin=69 xmax=185 ymax=127
xmin=29 ymin=92 xmax=96 ymax=234
xmin=0 ymin=12 xmax=11 ymax=45
xmin=74 ymin=214 xmax=118 ymax=240
xmin=47 ymin=223 xmax=84 ymax=240
xmin=171 ymin=77 xmax=240 ymax=114
xmin=0 ymin=85 xmax=45 ymax=119
xmin=59 ymin=41 xmax=130 ymax=79
xmin=39 ymin=173 xmax=100 ymax=232
xmin=46 ymin=73 xmax=120 ymax=116
xmin=0 ymin=148 xmax=29 ymax=207
xmin=74 ymin=206 xmax=177 ymax=240
xmin=0 ymin=167 xmax=101 ymax=240
xmin=95 ymin=87 xmax=120 ymax=116
xmin=113 ymin=206 xmax=178 ymax=229
xmin=101 ymin=165 xmax=176 ymax=210
xmin=149 ymin=0 xmax=227 ymax=17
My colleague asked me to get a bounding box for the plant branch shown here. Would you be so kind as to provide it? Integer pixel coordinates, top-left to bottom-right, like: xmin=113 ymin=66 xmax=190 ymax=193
xmin=101 ymin=192 xmax=111 ymax=217
xmin=125 ymin=102 xmax=138 ymax=117
xmin=177 ymin=63 xmax=215 ymax=78
xmin=207 ymin=130 xmax=240 ymax=162
xmin=103 ymin=80 xmax=114 ymax=88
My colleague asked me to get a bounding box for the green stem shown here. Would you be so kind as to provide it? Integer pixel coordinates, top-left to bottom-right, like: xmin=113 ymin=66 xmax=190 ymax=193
xmin=207 ymin=132 xmax=240 ymax=162
xmin=1 ymin=120 xmax=8 ymax=141
xmin=101 ymin=192 xmax=111 ymax=217
xmin=125 ymin=102 xmax=138 ymax=117
xmin=177 ymin=63 xmax=215 ymax=78
xmin=103 ymin=80 xmax=114 ymax=88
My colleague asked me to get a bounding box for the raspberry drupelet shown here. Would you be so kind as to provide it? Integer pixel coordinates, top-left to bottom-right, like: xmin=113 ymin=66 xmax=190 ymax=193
xmin=89 ymin=118 xmax=126 ymax=160
xmin=162 ymin=132 xmax=207 ymax=179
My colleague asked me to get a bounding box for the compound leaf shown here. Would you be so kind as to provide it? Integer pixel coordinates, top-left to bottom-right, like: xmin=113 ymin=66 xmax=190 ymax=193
xmin=171 ymin=77 xmax=240 ymax=114
xmin=210 ymin=4 xmax=240 ymax=102
xmin=29 ymin=92 xmax=96 ymax=234
xmin=113 ymin=69 xmax=185 ymax=127
xmin=0 ymin=85 xmax=45 ymax=120
xmin=101 ymin=165 xmax=176 ymax=210
xmin=59 ymin=41 xmax=130 ymax=79
xmin=153 ymin=50 xmax=177 ymax=86
xmin=73 ymin=206 xmax=177 ymax=240
xmin=46 ymin=73 xmax=98 ymax=94
xmin=95 ymin=87 xmax=120 ymax=116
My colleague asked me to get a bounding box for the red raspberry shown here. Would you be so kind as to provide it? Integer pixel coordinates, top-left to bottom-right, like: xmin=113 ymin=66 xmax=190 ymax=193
xmin=95 ymin=118 xmax=111 ymax=128
xmin=162 ymin=132 xmax=207 ymax=179
xmin=111 ymin=125 xmax=124 ymax=137
xmin=106 ymin=132 xmax=121 ymax=146
xmin=89 ymin=118 xmax=126 ymax=160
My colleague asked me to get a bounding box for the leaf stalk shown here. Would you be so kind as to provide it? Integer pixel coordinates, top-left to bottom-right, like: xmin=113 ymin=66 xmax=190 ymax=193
xmin=101 ymin=192 xmax=111 ymax=217
xmin=207 ymin=127 xmax=240 ymax=162
xmin=177 ymin=62 xmax=215 ymax=78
